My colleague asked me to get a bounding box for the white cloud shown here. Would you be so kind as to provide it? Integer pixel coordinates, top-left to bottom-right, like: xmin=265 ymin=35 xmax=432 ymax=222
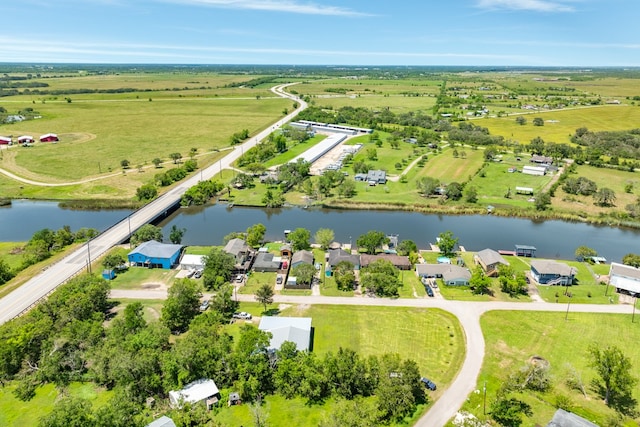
xmin=162 ymin=0 xmax=370 ymax=16
xmin=476 ymin=0 xmax=576 ymax=12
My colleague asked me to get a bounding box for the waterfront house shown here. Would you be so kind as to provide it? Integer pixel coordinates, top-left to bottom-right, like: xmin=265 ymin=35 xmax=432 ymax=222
xmin=328 ymin=248 xmax=360 ymax=270
xmin=416 ymin=264 xmax=471 ymax=286
xmin=360 ymin=254 xmax=411 ymax=270
xmin=474 ymin=249 xmax=509 ymax=277
xmin=609 ymin=262 xmax=640 ymax=295
xmin=224 ymin=238 xmax=253 ymax=272
xmin=253 ymin=252 xmax=281 ymax=272
xmin=291 ymin=250 xmax=314 ymax=268
xmin=530 ymin=260 xmax=576 ymax=285
xmin=128 ymin=240 xmax=183 ymax=269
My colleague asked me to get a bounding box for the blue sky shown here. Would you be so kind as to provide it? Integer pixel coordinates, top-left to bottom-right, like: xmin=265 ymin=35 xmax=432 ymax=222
xmin=1 ymin=0 xmax=637 ymax=66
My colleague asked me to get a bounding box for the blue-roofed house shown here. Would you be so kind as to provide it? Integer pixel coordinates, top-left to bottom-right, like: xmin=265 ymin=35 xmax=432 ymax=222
xmin=128 ymin=240 xmax=183 ymax=269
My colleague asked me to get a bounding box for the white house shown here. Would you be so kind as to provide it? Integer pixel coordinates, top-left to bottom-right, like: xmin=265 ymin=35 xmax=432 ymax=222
xmin=258 ymin=317 xmax=312 ymax=351
xmin=609 ymin=262 xmax=640 ymax=295
xmin=169 ymin=379 xmax=220 ymax=409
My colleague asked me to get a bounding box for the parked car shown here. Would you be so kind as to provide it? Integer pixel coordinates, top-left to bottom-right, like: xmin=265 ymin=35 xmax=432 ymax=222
xmin=425 ymin=285 xmax=434 ymax=297
xmin=420 ymin=377 xmax=437 ymax=391
xmin=194 ymin=269 xmax=203 ymax=279
xmin=276 ymin=275 xmax=283 ymax=285
xmin=233 ymin=311 xmax=252 ymax=320
xmin=235 ymin=274 xmax=244 ymax=283
xmin=199 ymin=299 xmax=209 ymax=311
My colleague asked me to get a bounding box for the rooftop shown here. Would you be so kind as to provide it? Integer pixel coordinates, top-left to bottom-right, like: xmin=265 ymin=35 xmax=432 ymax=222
xmin=128 ymin=240 xmax=182 ymax=259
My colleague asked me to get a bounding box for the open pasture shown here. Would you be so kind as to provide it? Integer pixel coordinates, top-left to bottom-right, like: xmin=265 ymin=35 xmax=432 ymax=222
xmin=314 ymin=93 xmax=437 ymax=113
xmin=458 ymin=311 xmax=640 ymax=426
xmin=477 ymin=105 xmax=640 ymax=144
xmin=299 ymin=77 xmax=442 ymax=97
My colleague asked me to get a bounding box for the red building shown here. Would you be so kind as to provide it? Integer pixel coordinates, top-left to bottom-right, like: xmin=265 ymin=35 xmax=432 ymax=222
xmin=0 ymin=136 xmax=11 ymax=145
xmin=39 ymin=133 xmax=59 ymax=142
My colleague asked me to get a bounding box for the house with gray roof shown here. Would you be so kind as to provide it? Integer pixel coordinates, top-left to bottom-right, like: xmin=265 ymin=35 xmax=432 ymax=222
xmin=530 ymin=260 xmax=576 ymax=285
xmin=259 ymin=317 xmax=312 ymax=351
xmin=169 ymin=379 xmax=220 ymax=409
xmin=146 ymin=416 xmax=177 ymax=427
xmin=328 ymin=249 xmax=360 ymax=270
xmin=474 ymin=248 xmax=509 ymax=276
xmin=366 ymin=170 xmax=386 ymax=185
xmin=546 ymin=409 xmax=597 ymax=427
xmin=253 ymin=252 xmax=281 ymax=272
xmin=224 ymin=238 xmax=253 ymax=272
xmin=291 ymin=250 xmax=314 ymax=268
xmin=416 ymin=264 xmax=471 ymax=286
xmin=609 ymin=262 xmax=640 ymax=295
xmin=128 ymin=241 xmax=183 ymax=269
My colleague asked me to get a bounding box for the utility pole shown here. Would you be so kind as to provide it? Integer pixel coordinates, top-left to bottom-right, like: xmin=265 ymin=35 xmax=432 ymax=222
xmin=483 ymin=381 xmax=487 ymax=416
xmin=565 ymin=292 xmax=572 ymax=321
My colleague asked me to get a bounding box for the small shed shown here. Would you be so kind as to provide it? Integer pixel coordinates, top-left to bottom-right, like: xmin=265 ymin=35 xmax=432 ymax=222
xmin=146 ymin=416 xmax=177 ymax=427
xmin=522 ymin=165 xmax=546 ymax=176
xmin=228 ymin=392 xmax=241 ymax=406
xmin=0 ymin=136 xmax=11 ymax=145
xmin=515 ymin=186 xmax=534 ymax=195
xmin=102 ymin=269 xmax=116 ymax=280
xmin=280 ymin=244 xmax=292 ymax=258
xmin=546 ymin=408 xmax=597 ymax=427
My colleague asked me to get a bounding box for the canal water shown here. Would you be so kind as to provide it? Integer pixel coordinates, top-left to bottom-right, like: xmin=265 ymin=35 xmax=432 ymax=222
xmin=1 ymin=200 xmax=638 ymax=262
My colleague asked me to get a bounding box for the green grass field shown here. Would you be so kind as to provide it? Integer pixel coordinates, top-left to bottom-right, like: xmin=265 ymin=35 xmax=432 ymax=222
xmin=457 ymin=311 xmax=640 ymax=426
xmin=0 ymin=242 xmax=25 ymax=271
xmin=216 ymin=303 xmax=465 ymax=427
xmin=0 ymin=383 xmax=114 ymax=427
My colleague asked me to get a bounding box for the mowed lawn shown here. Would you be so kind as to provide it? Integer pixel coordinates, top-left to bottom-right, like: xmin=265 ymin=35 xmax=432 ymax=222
xmin=457 ymin=311 xmax=640 ymax=427
xmin=218 ymin=303 xmax=465 ymax=427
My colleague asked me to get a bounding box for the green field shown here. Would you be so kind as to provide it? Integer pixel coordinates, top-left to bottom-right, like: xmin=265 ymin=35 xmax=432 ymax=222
xmin=216 ymin=303 xmax=466 ymax=427
xmin=457 ymin=311 xmax=640 ymax=426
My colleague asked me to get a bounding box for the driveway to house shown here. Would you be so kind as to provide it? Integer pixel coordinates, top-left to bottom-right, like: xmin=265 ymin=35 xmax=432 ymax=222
xmin=108 ymin=289 xmax=632 ymax=426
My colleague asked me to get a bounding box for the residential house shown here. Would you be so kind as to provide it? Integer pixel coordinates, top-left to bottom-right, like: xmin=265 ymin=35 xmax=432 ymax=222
xmin=258 ymin=316 xmax=312 ymax=351
xmin=530 ymin=155 xmax=553 ymax=165
xmin=366 ymin=170 xmax=387 ymax=185
xmin=146 ymin=416 xmax=177 ymax=427
xmin=474 ymin=249 xmax=509 ymax=277
xmin=224 ymin=238 xmax=253 ymax=272
xmin=546 ymin=409 xmax=597 ymax=427
xmin=291 ymin=250 xmax=314 ymax=268
xmin=168 ymin=379 xmax=220 ymax=409
xmin=360 ymin=254 xmax=411 ymax=270
xmin=530 ymin=260 xmax=576 ymax=285
xmin=128 ymin=240 xmax=183 ymax=269
xmin=253 ymin=252 xmax=281 ymax=272
xmin=609 ymin=262 xmax=640 ymax=295
xmin=416 ymin=264 xmax=471 ymax=286
xmin=328 ymin=248 xmax=360 ymax=270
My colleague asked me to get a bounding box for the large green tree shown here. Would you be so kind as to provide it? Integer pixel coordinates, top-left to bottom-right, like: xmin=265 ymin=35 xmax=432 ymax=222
xmin=357 ymin=230 xmax=389 ymax=255
xmin=255 ymin=283 xmax=274 ymax=313
xmin=314 ymin=228 xmax=335 ymax=250
xmin=491 ymin=397 xmax=532 ymax=427
xmin=292 ymin=263 xmax=315 ymax=286
xmin=246 ymin=223 xmax=267 ymax=247
xmin=360 ymin=259 xmax=401 ymax=297
xmin=288 ymin=228 xmax=311 ymax=251
xmin=437 ymin=231 xmax=458 ymax=257
xmin=622 ymin=253 xmax=640 ymax=268
xmin=202 ymin=247 xmax=235 ymax=290
xmin=210 ymin=284 xmax=239 ymax=320
xmin=161 ymin=278 xmax=202 ymax=333
xmin=131 ymin=224 xmax=163 ymax=247
xmin=334 ymin=261 xmax=356 ymax=291
xmin=589 ymin=344 xmax=638 ymax=409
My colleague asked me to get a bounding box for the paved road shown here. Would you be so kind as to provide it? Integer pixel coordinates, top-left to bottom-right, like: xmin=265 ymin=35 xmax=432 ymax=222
xmin=109 ymin=288 xmax=633 ymax=426
xmin=0 ymin=83 xmax=306 ymax=325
